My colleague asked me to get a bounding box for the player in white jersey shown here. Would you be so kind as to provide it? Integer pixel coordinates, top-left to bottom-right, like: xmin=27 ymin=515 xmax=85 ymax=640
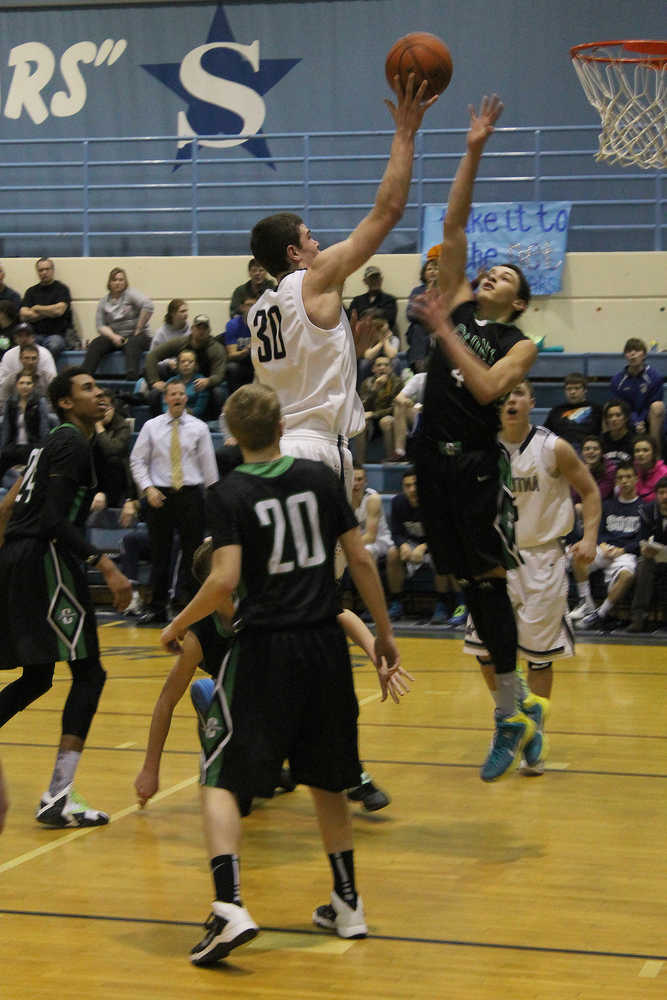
xmin=350 ymin=465 xmax=393 ymax=562
xmin=464 ymin=380 xmax=600 ymax=772
xmin=248 ymin=75 xmax=438 ymax=500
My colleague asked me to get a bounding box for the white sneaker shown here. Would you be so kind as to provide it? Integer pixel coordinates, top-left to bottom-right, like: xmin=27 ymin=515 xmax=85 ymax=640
xmin=190 ymin=901 xmax=258 ymax=965
xmin=569 ymin=600 xmax=594 ymax=622
xmin=312 ymin=890 xmax=367 ymax=938
xmin=124 ymin=589 xmax=143 ymax=616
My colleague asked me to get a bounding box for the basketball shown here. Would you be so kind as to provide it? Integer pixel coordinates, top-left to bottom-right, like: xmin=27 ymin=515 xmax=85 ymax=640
xmin=385 ymin=33 xmax=453 ymax=100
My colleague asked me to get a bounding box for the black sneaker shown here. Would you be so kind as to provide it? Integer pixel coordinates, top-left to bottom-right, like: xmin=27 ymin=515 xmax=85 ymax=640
xmin=190 ymin=901 xmax=258 ymax=966
xmin=36 ymin=785 xmax=109 ymax=828
xmin=347 ymin=778 xmax=390 ymax=812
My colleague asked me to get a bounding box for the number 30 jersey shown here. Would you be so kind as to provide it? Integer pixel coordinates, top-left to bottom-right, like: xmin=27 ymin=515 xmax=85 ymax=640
xmin=248 ymin=269 xmax=365 ymax=440
xmin=207 ymin=456 xmax=358 ymax=629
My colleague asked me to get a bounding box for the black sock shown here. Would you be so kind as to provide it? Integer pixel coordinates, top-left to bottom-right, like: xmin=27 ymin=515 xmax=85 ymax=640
xmin=328 ymin=850 xmax=357 ymax=908
xmin=462 ymin=577 xmax=517 ymax=674
xmin=210 ymin=853 xmax=242 ymax=905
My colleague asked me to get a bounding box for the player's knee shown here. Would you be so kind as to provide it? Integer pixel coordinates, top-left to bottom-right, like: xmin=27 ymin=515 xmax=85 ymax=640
xmin=649 ymin=399 xmax=664 ymax=418
xmin=70 ymin=657 xmax=107 ymax=704
xmin=476 ymin=655 xmax=493 ymax=666
xmin=528 ymin=660 xmax=552 ymax=672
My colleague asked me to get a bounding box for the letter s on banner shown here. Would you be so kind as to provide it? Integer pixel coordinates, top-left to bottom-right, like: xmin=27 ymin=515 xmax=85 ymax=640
xmin=177 ymin=41 xmax=266 ymax=150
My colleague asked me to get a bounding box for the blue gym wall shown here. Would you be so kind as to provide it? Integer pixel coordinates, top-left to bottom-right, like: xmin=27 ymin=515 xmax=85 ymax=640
xmin=0 ymin=1 xmax=664 ymax=255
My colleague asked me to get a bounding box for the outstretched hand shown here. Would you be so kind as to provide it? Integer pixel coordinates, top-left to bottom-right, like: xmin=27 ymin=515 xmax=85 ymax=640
xmin=410 ymin=287 xmax=453 ymax=333
xmin=467 ymin=94 xmax=504 ymax=149
xmin=385 ymin=73 xmax=439 ymax=133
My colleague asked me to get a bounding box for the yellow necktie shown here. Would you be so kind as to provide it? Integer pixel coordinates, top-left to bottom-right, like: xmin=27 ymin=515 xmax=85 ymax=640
xmin=170 ymin=419 xmax=184 ymax=491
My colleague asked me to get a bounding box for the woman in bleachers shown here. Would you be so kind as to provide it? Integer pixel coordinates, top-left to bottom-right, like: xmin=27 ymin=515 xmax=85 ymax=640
xmin=0 ymin=371 xmax=49 ymax=482
xmin=634 ymin=435 xmax=667 ymax=502
xmin=152 ymin=298 xmax=190 ymax=349
xmin=84 ymin=267 xmax=153 ymax=381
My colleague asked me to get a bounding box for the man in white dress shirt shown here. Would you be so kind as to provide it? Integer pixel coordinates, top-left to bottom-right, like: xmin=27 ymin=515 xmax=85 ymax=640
xmin=130 ymin=379 xmax=218 ymax=624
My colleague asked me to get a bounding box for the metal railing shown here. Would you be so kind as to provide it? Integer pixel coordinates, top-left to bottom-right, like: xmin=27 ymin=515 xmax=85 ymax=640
xmin=0 ymin=124 xmax=663 ymax=256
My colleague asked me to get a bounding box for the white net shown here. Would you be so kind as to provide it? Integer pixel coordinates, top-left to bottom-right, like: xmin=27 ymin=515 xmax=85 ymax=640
xmin=572 ymin=43 xmax=666 ymax=170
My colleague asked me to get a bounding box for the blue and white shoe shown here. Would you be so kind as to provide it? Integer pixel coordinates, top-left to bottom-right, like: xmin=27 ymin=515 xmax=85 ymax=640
xmin=190 ymin=677 xmax=215 ymax=742
xmin=520 ymin=694 xmax=550 ymax=775
xmin=388 ymin=598 xmax=404 ymax=621
xmin=446 ymin=603 xmax=468 ymax=628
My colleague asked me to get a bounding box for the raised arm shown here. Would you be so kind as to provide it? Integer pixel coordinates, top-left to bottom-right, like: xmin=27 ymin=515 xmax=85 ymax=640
xmin=439 ymin=95 xmax=504 ymax=307
xmin=305 ymin=77 xmax=438 ymax=300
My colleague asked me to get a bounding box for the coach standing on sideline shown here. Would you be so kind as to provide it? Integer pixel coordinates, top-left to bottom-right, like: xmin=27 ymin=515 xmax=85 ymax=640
xmin=130 ymin=378 xmax=219 ymax=624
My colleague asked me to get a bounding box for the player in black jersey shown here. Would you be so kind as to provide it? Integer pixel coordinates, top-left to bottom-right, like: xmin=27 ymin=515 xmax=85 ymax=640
xmin=0 ymin=367 xmax=131 ymax=826
xmin=412 ymin=95 xmax=539 ymax=783
xmin=161 ymin=383 xmax=407 ymax=965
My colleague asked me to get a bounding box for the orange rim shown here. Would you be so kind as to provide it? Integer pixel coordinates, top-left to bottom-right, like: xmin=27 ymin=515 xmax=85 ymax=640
xmin=570 ymin=39 xmax=667 ymax=68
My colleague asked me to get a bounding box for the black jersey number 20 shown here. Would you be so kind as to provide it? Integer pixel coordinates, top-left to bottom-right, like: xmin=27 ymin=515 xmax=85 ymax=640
xmin=254 ymin=306 xmax=286 ymax=362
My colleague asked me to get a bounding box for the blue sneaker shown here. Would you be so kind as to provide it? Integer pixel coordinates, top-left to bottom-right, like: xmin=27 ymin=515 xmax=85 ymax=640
xmin=521 ymin=694 xmax=550 ymax=775
xmin=480 ymin=710 xmax=536 ymax=782
xmin=430 ymin=601 xmax=448 ymax=625
xmin=190 ymin=677 xmax=215 ymax=743
xmin=447 ymin=603 xmax=468 ymax=628
xmin=388 ymin=598 xmax=403 ymax=621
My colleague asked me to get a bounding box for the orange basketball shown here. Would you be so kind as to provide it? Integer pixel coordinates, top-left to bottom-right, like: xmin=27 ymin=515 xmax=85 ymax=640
xmin=385 ymin=32 xmax=453 ymax=99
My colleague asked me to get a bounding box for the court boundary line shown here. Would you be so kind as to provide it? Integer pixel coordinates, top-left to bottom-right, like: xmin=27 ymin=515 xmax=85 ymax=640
xmin=0 ymin=906 xmax=664 ymax=963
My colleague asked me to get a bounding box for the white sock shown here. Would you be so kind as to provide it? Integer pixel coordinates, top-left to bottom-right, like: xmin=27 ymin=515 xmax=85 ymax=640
xmin=577 ymin=580 xmax=593 ymax=607
xmin=48 ymin=750 xmax=81 ymax=797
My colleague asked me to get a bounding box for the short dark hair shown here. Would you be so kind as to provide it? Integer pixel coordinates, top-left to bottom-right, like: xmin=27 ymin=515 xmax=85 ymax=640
xmin=250 ymin=213 xmax=303 ymax=278
xmin=0 ymin=299 xmax=18 ymax=323
xmin=165 ymin=376 xmax=185 ymax=390
xmin=19 ymin=343 xmax=38 ymax=357
xmin=224 ymin=383 xmax=281 ymax=451
xmin=48 ymin=366 xmax=89 ymax=418
xmin=401 ymin=468 xmax=416 ymax=483
xmin=502 ymin=264 xmax=531 ymax=321
xmin=582 ymin=435 xmax=603 ymax=448
xmin=615 ymin=461 xmax=636 ymax=476
xmin=564 ymin=372 xmax=587 ymax=387
xmin=655 ymin=476 xmax=667 ymax=492
xmin=623 ymin=337 xmax=647 ymax=354
xmin=603 ymin=399 xmax=630 ymax=420
xmin=14 ymin=371 xmax=34 ymax=384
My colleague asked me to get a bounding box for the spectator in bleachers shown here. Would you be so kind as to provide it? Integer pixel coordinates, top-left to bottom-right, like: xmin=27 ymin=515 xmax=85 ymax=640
xmin=574 ymin=435 xmax=615 ymax=507
xmin=0 ymin=372 xmax=49 ymax=482
xmin=628 ymin=476 xmax=667 ymax=632
xmin=633 ymin=435 xmax=667 ymax=502
xmin=19 ymin=257 xmax=71 ymax=359
xmin=385 ymin=469 xmax=464 ymax=625
xmin=0 ymin=265 xmax=21 ymax=311
xmin=387 ymin=371 xmax=426 ymax=462
xmin=358 ymin=314 xmax=401 ymax=384
xmin=229 ymin=258 xmax=274 ymax=318
xmin=405 ymin=259 xmax=438 ymax=373
xmin=220 ymin=294 xmax=255 ymax=394
xmin=601 ymin=399 xmax=635 ymax=468
xmin=571 ymin=462 xmax=642 ymax=630
xmin=348 ymin=265 xmax=398 ymax=334
xmin=163 ymin=349 xmax=209 ymax=420
xmin=0 ymin=327 xmax=56 ymax=409
xmin=144 ymin=314 xmax=226 ymax=420
xmin=84 ymin=267 xmax=153 ymax=382
xmin=356 ymin=355 xmax=403 ymax=464
xmin=0 ymin=301 xmax=28 ymax=357
xmin=152 ymin=299 xmax=190 ymax=349
xmin=350 ymin=465 xmax=392 ymax=564
xmin=544 ymin=372 xmax=602 ymax=450
xmin=610 ymin=337 xmax=665 ymax=453
xmin=90 ymin=389 xmax=131 ymax=510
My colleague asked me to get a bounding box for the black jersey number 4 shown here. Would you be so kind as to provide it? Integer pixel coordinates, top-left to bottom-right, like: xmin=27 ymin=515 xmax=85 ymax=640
xmin=254 ymin=306 xmax=286 ymax=362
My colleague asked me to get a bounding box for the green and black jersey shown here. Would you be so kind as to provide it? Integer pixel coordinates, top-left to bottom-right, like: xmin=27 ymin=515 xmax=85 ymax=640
xmin=422 ymin=299 xmax=528 ymax=449
xmin=207 ymin=456 xmax=357 ymax=630
xmin=5 ymin=423 xmax=99 ymax=562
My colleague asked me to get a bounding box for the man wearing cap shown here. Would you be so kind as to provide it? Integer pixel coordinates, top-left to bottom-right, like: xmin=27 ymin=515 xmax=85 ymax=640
xmin=0 ymin=323 xmax=57 ymax=408
xmin=348 ymin=265 xmax=398 ymax=335
xmin=144 ymin=314 xmax=227 ymax=419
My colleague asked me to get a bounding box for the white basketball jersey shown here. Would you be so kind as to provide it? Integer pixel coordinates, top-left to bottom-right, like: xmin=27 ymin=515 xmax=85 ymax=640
xmin=500 ymin=425 xmax=574 ymax=548
xmin=248 ymin=270 xmax=365 ymax=439
xmin=355 ymin=487 xmax=393 ymax=550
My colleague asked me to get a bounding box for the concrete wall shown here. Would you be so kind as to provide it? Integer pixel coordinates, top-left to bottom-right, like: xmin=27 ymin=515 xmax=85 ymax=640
xmin=4 ymin=251 xmax=666 ymax=353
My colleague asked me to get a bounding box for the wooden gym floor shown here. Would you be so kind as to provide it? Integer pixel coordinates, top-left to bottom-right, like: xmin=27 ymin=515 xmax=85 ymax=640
xmin=0 ymin=623 xmax=665 ymax=1000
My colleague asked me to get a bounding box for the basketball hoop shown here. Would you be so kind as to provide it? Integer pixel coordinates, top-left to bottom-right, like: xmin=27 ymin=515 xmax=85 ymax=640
xmin=570 ymin=40 xmax=667 ymax=170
